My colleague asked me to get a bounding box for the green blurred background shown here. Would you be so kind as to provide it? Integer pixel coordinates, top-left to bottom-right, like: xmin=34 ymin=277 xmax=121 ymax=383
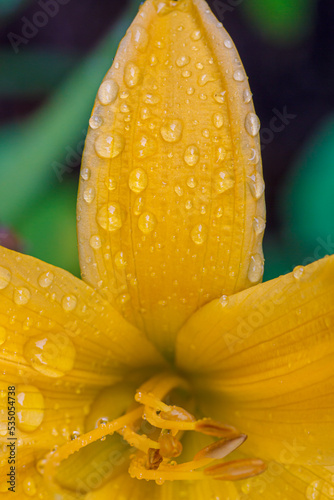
xmin=0 ymin=0 xmax=334 ymax=280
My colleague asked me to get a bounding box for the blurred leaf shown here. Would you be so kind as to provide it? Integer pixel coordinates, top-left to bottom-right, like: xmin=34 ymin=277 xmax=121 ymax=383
xmin=0 ymin=48 xmax=77 ymax=96
xmin=0 ymin=0 xmax=142 ymax=225
xmin=281 ymin=114 xmax=334 ymax=265
xmin=0 ymin=0 xmax=33 ymax=23
xmin=16 ymin=180 xmax=80 ymax=276
xmin=241 ymin=0 xmax=316 ymax=45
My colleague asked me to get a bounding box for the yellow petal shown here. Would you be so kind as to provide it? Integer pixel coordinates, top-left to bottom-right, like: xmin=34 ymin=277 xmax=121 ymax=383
xmin=176 ymin=255 xmax=334 ymax=464
xmin=77 ymin=0 xmax=265 ymax=355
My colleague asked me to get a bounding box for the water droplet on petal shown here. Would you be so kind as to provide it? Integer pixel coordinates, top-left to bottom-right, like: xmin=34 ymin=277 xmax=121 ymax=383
xmin=124 ymin=62 xmax=141 ymax=87
xmin=191 ymin=224 xmax=207 ymax=245
xmin=187 ymin=176 xmax=197 ymax=188
xmin=253 ymin=216 xmax=266 ymax=235
xmin=185 ymin=200 xmax=192 ymax=210
xmin=0 ymin=267 xmax=11 ymax=289
xmin=215 ymin=171 xmax=235 ymax=193
xmin=23 ymin=333 xmax=76 ymax=378
xmin=140 ymin=107 xmax=151 ymax=120
xmin=144 ymin=93 xmax=160 ymax=105
xmin=138 ymin=212 xmax=156 ymax=234
xmin=224 ymin=39 xmax=233 ymax=49
xmin=129 ymin=168 xmax=148 ymax=193
xmin=0 ymin=326 xmax=7 ymax=346
xmin=14 ymin=287 xmax=30 ymax=305
xmin=213 ymin=113 xmax=224 ymax=129
xmin=97 ymin=203 xmax=124 ymax=232
xmin=306 ymin=480 xmax=322 ymax=500
xmin=293 ymin=266 xmax=304 ymax=280
xmin=213 ymin=91 xmax=226 ymax=103
xmin=243 ymin=89 xmax=252 ymax=104
xmin=89 ymin=115 xmax=103 ymax=129
xmin=135 ymin=134 xmax=157 ymax=158
xmin=98 ymin=80 xmax=119 ymax=105
xmin=22 ymin=477 xmax=37 ymax=497
xmin=248 ymin=173 xmax=265 ymax=199
xmin=176 ymin=55 xmax=190 ymax=67
xmin=83 ymin=187 xmax=95 ymax=204
xmin=233 ymin=69 xmax=245 ymax=82
xmin=16 ymin=385 xmax=44 ymax=432
xmin=174 ymin=185 xmax=184 ymax=196
xmin=219 ymin=295 xmax=229 ymax=307
xmin=191 ymin=29 xmax=202 ymax=40
xmin=198 ymin=73 xmax=215 ymax=87
xmin=114 ymin=251 xmax=127 ymax=269
xmin=62 ymin=295 xmax=77 ymax=312
xmin=182 ymin=70 xmax=191 ymax=78
xmin=38 ymin=271 xmax=54 ymax=288
xmin=133 ymin=196 xmax=144 ymax=216
xmin=248 ymin=254 xmax=264 ymax=283
xmin=249 ymin=147 xmax=260 ymax=164
xmin=184 ymin=145 xmax=200 ymax=166
xmin=131 ymin=25 xmax=149 ymax=51
xmin=160 ymin=119 xmax=183 ymax=143
xmin=95 ymin=133 xmax=125 ymax=158
xmin=106 ymin=176 xmax=117 ymax=191
xmin=90 ymin=235 xmax=102 ymax=249
xmin=245 ymin=112 xmax=260 ymax=137
xmin=80 ymin=167 xmax=91 ymax=181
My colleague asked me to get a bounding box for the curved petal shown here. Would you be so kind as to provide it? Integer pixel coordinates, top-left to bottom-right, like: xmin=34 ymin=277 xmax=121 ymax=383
xmin=77 ymin=0 xmax=265 ymax=355
xmin=176 ymin=255 xmax=334 ymax=464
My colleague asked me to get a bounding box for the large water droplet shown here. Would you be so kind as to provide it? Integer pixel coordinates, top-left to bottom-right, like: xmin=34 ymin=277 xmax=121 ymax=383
xmin=129 ymin=168 xmax=148 ymax=193
xmin=83 ymin=187 xmax=96 ymax=204
xmin=293 ymin=266 xmax=304 ymax=280
xmin=253 ymin=216 xmax=266 ymax=235
xmin=22 ymin=477 xmax=37 ymax=497
xmin=38 ymin=271 xmax=54 ymax=288
xmin=215 ymin=171 xmax=235 ymax=193
xmin=184 ymin=145 xmax=200 ymax=167
xmin=176 ymin=55 xmax=190 ymax=67
xmin=243 ymin=89 xmax=252 ymax=104
xmin=198 ymin=73 xmax=215 ymax=87
xmin=80 ymin=167 xmax=91 ymax=181
xmin=62 ymin=295 xmax=77 ymax=312
xmin=14 ymin=287 xmax=31 ymax=305
xmin=224 ymin=39 xmax=233 ymax=49
xmin=97 ymin=203 xmax=124 ymax=232
xmin=160 ymin=119 xmax=183 ymax=143
xmin=95 ymin=133 xmax=125 ymax=159
xmin=0 ymin=267 xmax=11 ymax=289
xmin=114 ymin=251 xmax=127 ymax=269
xmin=89 ymin=115 xmax=103 ymax=129
xmin=135 ymin=134 xmax=157 ymax=158
xmin=124 ymin=62 xmax=141 ymax=88
xmin=191 ymin=224 xmax=207 ymax=245
xmin=233 ymin=69 xmax=245 ymax=82
xmin=23 ymin=332 xmax=76 ymax=378
xmin=248 ymin=173 xmax=265 ymax=199
xmin=213 ymin=113 xmax=224 ymax=129
xmin=0 ymin=326 xmax=7 ymax=346
xmin=138 ymin=212 xmax=156 ymax=234
xmin=191 ymin=29 xmax=202 ymax=41
xmin=16 ymin=385 xmax=44 ymax=432
xmin=98 ymin=80 xmax=119 ymax=105
xmin=90 ymin=235 xmax=102 ymax=250
xmin=245 ymin=113 xmax=260 ymax=137
xmin=131 ymin=25 xmax=149 ymax=51
xmin=248 ymin=254 xmax=264 ymax=283
xmin=213 ymin=91 xmax=226 ymax=103
xmin=306 ymin=480 xmax=322 ymax=500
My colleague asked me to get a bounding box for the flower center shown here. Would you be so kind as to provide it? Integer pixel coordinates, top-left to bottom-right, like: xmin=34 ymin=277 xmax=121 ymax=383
xmin=44 ymin=373 xmax=266 ymax=490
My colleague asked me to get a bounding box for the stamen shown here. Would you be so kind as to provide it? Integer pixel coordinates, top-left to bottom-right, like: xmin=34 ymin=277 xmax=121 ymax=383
xmin=194 ymin=434 xmax=247 ymax=461
xmin=204 ymin=458 xmax=267 ymax=481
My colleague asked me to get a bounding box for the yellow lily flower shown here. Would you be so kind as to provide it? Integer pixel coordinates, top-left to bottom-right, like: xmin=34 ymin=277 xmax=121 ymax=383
xmin=1 ymin=0 xmax=334 ymax=498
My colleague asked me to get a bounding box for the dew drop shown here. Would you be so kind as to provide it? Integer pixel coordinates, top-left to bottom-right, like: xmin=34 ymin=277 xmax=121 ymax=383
xmin=213 ymin=91 xmax=226 ymax=103
xmin=253 ymin=216 xmax=266 ymax=235
xmin=187 ymin=176 xmax=197 ymax=188
xmin=106 ymin=176 xmax=117 ymax=191
xmin=22 ymin=477 xmax=37 ymax=497
xmin=243 ymin=89 xmax=252 ymax=104
xmin=182 ymin=70 xmax=191 ymax=78
xmin=216 ymin=146 xmax=226 ymax=163
xmin=0 ymin=326 xmax=7 ymax=346
xmin=245 ymin=112 xmax=260 ymax=137
xmin=140 ymin=107 xmax=151 ymax=120
xmin=248 ymin=254 xmax=264 ymax=283
xmin=185 ymin=200 xmax=192 ymax=210
xmin=306 ymin=480 xmax=322 ymax=500
xmin=191 ymin=224 xmax=207 ymax=245
xmin=62 ymin=295 xmax=77 ymax=312
xmin=196 ymin=62 xmax=204 ymax=70
xmin=131 ymin=25 xmax=149 ymax=51
xmin=97 ymin=203 xmax=124 ymax=232
xmin=129 ymin=168 xmax=148 ymax=193
xmin=187 ymin=87 xmax=195 ymax=95
xmin=138 ymin=212 xmax=157 ymax=234
xmin=23 ymin=332 xmax=76 ymax=378
xmin=120 ymin=103 xmax=130 ymax=113
xmin=184 ymin=145 xmax=200 ymax=167
xmin=89 ymin=115 xmax=103 ymax=129
xmin=293 ymin=266 xmax=304 ymax=280
xmin=83 ymin=187 xmax=95 ymax=204
xmin=215 ymin=171 xmax=235 ymax=193
xmin=98 ymin=80 xmax=119 ymax=105
xmin=249 ymin=147 xmax=260 ymax=164
xmin=176 ymin=55 xmax=190 ymax=67
xmin=248 ymin=173 xmax=265 ymax=199
xmin=135 ymin=134 xmax=157 ymax=158
xmin=144 ymin=93 xmax=160 ymax=105
xmin=160 ymin=119 xmax=183 ymax=143
xmin=38 ymin=271 xmax=54 ymax=288
xmin=191 ymin=29 xmax=202 ymax=41
xmin=90 ymin=235 xmax=102 ymax=250
xmin=219 ymin=295 xmax=229 ymax=307
xmin=80 ymin=167 xmax=91 ymax=181
xmin=14 ymin=287 xmax=30 ymax=305
xmin=198 ymin=73 xmax=215 ymax=87
xmin=216 ymin=206 xmax=223 ymax=218
xmin=213 ymin=113 xmax=224 ymax=129
xmin=224 ymin=39 xmax=233 ymax=49
xmin=133 ymin=196 xmax=144 ymax=216
xmin=233 ymin=69 xmax=245 ymax=82
xmin=114 ymin=251 xmax=127 ymax=269
xmin=0 ymin=267 xmax=11 ymax=289
xmin=95 ymin=132 xmax=125 ymax=159
xmin=16 ymin=385 xmax=44 ymax=432
xmin=174 ymin=185 xmax=184 ymax=197
xmin=124 ymin=62 xmax=141 ymax=88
